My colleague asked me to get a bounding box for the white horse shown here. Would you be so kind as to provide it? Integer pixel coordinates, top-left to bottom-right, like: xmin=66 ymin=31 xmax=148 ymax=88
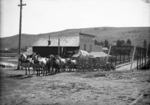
xmin=32 ymin=54 xmax=49 ymax=76
xmin=55 ymin=56 xmax=67 ymax=72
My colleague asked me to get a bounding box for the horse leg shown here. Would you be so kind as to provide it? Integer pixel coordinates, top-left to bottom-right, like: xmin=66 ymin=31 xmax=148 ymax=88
xmin=27 ymin=67 xmax=29 ymax=76
xmin=25 ymin=67 xmax=27 ymax=75
xmin=41 ymin=67 xmax=44 ymax=76
xmin=37 ymin=67 xmax=39 ymax=76
xmin=55 ymin=68 xmax=57 ymax=74
xmin=28 ymin=66 xmax=30 ymax=75
xmin=38 ymin=68 xmax=40 ymax=76
xmin=46 ymin=68 xmax=48 ymax=75
xmin=32 ymin=67 xmax=35 ymax=75
xmin=49 ymin=66 xmax=53 ymax=74
xmin=36 ymin=68 xmax=39 ymax=76
xmin=55 ymin=67 xmax=57 ymax=73
xmin=52 ymin=67 xmax=54 ymax=74
xmin=42 ymin=67 xmax=46 ymax=76
xmin=45 ymin=68 xmax=47 ymax=76
xmin=48 ymin=66 xmax=51 ymax=74
xmin=42 ymin=68 xmax=44 ymax=76
xmin=27 ymin=65 xmax=30 ymax=76
xmin=57 ymin=66 xmax=59 ymax=73
xmin=40 ymin=68 xmax=42 ymax=76
xmin=42 ymin=67 xmax=44 ymax=76
xmin=36 ymin=68 xmax=38 ymax=76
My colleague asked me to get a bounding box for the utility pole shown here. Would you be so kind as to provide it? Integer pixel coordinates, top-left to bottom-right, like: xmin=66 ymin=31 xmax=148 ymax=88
xmin=17 ymin=0 xmax=26 ymax=69
xmin=18 ymin=0 xmax=26 ymax=55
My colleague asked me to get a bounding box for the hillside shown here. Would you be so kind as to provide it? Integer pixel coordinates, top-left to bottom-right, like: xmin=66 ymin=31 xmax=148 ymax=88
xmin=0 ymin=27 xmax=150 ymax=50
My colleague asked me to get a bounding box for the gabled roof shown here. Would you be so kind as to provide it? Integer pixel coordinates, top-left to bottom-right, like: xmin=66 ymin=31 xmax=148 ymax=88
xmin=79 ymin=32 xmax=96 ymax=38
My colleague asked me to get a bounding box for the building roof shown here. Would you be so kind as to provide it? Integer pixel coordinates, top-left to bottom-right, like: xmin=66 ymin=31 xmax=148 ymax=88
xmin=32 ymin=32 xmax=95 ymax=47
xmin=33 ymin=35 xmax=79 ymax=47
xmin=79 ymin=32 xmax=96 ymax=38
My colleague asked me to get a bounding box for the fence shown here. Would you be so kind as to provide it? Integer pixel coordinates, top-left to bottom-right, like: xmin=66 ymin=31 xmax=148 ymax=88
xmin=110 ymin=46 xmax=133 ymax=65
xmin=110 ymin=46 xmax=149 ymax=70
xmin=135 ymin=47 xmax=148 ymax=69
xmin=75 ymin=57 xmax=115 ymax=71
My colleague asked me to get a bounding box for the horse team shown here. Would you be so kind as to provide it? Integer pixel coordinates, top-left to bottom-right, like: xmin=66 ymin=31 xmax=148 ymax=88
xmin=18 ymin=52 xmax=116 ymax=76
xmin=18 ymin=53 xmax=77 ymax=76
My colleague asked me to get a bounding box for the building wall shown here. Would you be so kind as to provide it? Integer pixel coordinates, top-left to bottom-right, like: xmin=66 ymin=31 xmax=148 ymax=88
xmin=79 ymin=35 xmax=102 ymax=52
xmin=79 ymin=35 xmax=95 ymax=52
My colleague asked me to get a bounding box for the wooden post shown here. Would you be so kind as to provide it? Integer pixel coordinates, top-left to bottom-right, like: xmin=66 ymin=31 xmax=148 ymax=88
xmin=141 ymin=48 xmax=143 ymax=67
xmin=114 ymin=55 xmax=117 ymax=65
xmin=130 ymin=46 xmax=136 ymax=71
xmin=139 ymin=48 xmax=142 ymax=69
xmin=123 ymin=53 xmax=125 ymax=63
xmin=128 ymin=53 xmax=130 ymax=62
xmin=106 ymin=45 xmax=112 ymax=62
xmin=137 ymin=47 xmax=139 ymax=70
xmin=120 ymin=53 xmax=121 ymax=64
xmin=58 ymin=38 xmax=60 ymax=56
xmin=142 ymin=48 xmax=144 ymax=67
xmin=145 ymin=48 xmax=147 ymax=69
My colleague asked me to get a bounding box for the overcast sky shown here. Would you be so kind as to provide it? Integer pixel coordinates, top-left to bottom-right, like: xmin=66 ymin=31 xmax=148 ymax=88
xmin=1 ymin=0 xmax=150 ymax=37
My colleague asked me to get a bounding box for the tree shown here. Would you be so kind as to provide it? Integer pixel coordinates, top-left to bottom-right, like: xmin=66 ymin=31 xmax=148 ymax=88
xmin=120 ymin=40 xmax=125 ymax=46
xmin=126 ymin=39 xmax=132 ymax=46
xmin=116 ymin=40 xmax=125 ymax=47
xmin=104 ymin=40 xmax=109 ymax=48
xmin=94 ymin=40 xmax=102 ymax=46
xmin=116 ymin=40 xmax=121 ymax=46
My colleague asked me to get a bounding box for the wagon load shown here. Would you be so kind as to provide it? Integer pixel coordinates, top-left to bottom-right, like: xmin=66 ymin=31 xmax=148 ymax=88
xmin=89 ymin=51 xmax=110 ymax=58
xmin=72 ymin=50 xmax=91 ymax=59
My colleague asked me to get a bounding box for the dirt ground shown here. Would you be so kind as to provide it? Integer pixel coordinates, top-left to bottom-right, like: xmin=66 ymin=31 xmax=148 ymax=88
xmin=1 ymin=67 xmax=150 ymax=105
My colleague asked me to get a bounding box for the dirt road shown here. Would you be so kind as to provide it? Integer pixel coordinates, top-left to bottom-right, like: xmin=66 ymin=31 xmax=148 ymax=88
xmin=1 ymin=67 xmax=150 ymax=105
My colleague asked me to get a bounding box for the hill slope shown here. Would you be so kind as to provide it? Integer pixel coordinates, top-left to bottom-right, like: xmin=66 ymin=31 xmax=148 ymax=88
xmin=0 ymin=27 xmax=150 ymax=50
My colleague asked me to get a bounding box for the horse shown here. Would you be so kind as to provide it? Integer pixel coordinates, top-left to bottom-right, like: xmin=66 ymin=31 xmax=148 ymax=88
xmin=66 ymin=58 xmax=77 ymax=72
xmin=31 ymin=54 xmax=49 ymax=76
xmin=18 ymin=53 xmax=33 ymax=75
xmin=45 ymin=54 xmax=55 ymax=74
xmin=46 ymin=55 xmax=67 ymax=74
xmin=55 ymin=55 xmax=67 ymax=72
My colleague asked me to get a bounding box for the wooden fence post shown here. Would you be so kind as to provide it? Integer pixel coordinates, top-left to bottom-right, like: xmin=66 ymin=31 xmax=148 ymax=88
xmin=142 ymin=48 xmax=144 ymax=67
xmin=137 ymin=47 xmax=139 ymax=70
xmin=139 ymin=48 xmax=142 ymax=69
xmin=130 ymin=46 xmax=136 ymax=71
xmin=144 ymin=48 xmax=146 ymax=66
xmin=115 ymin=55 xmax=117 ymax=65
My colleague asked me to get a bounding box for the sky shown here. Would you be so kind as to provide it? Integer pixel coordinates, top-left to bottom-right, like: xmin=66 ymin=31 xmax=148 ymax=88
xmin=1 ymin=0 xmax=150 ymax=37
